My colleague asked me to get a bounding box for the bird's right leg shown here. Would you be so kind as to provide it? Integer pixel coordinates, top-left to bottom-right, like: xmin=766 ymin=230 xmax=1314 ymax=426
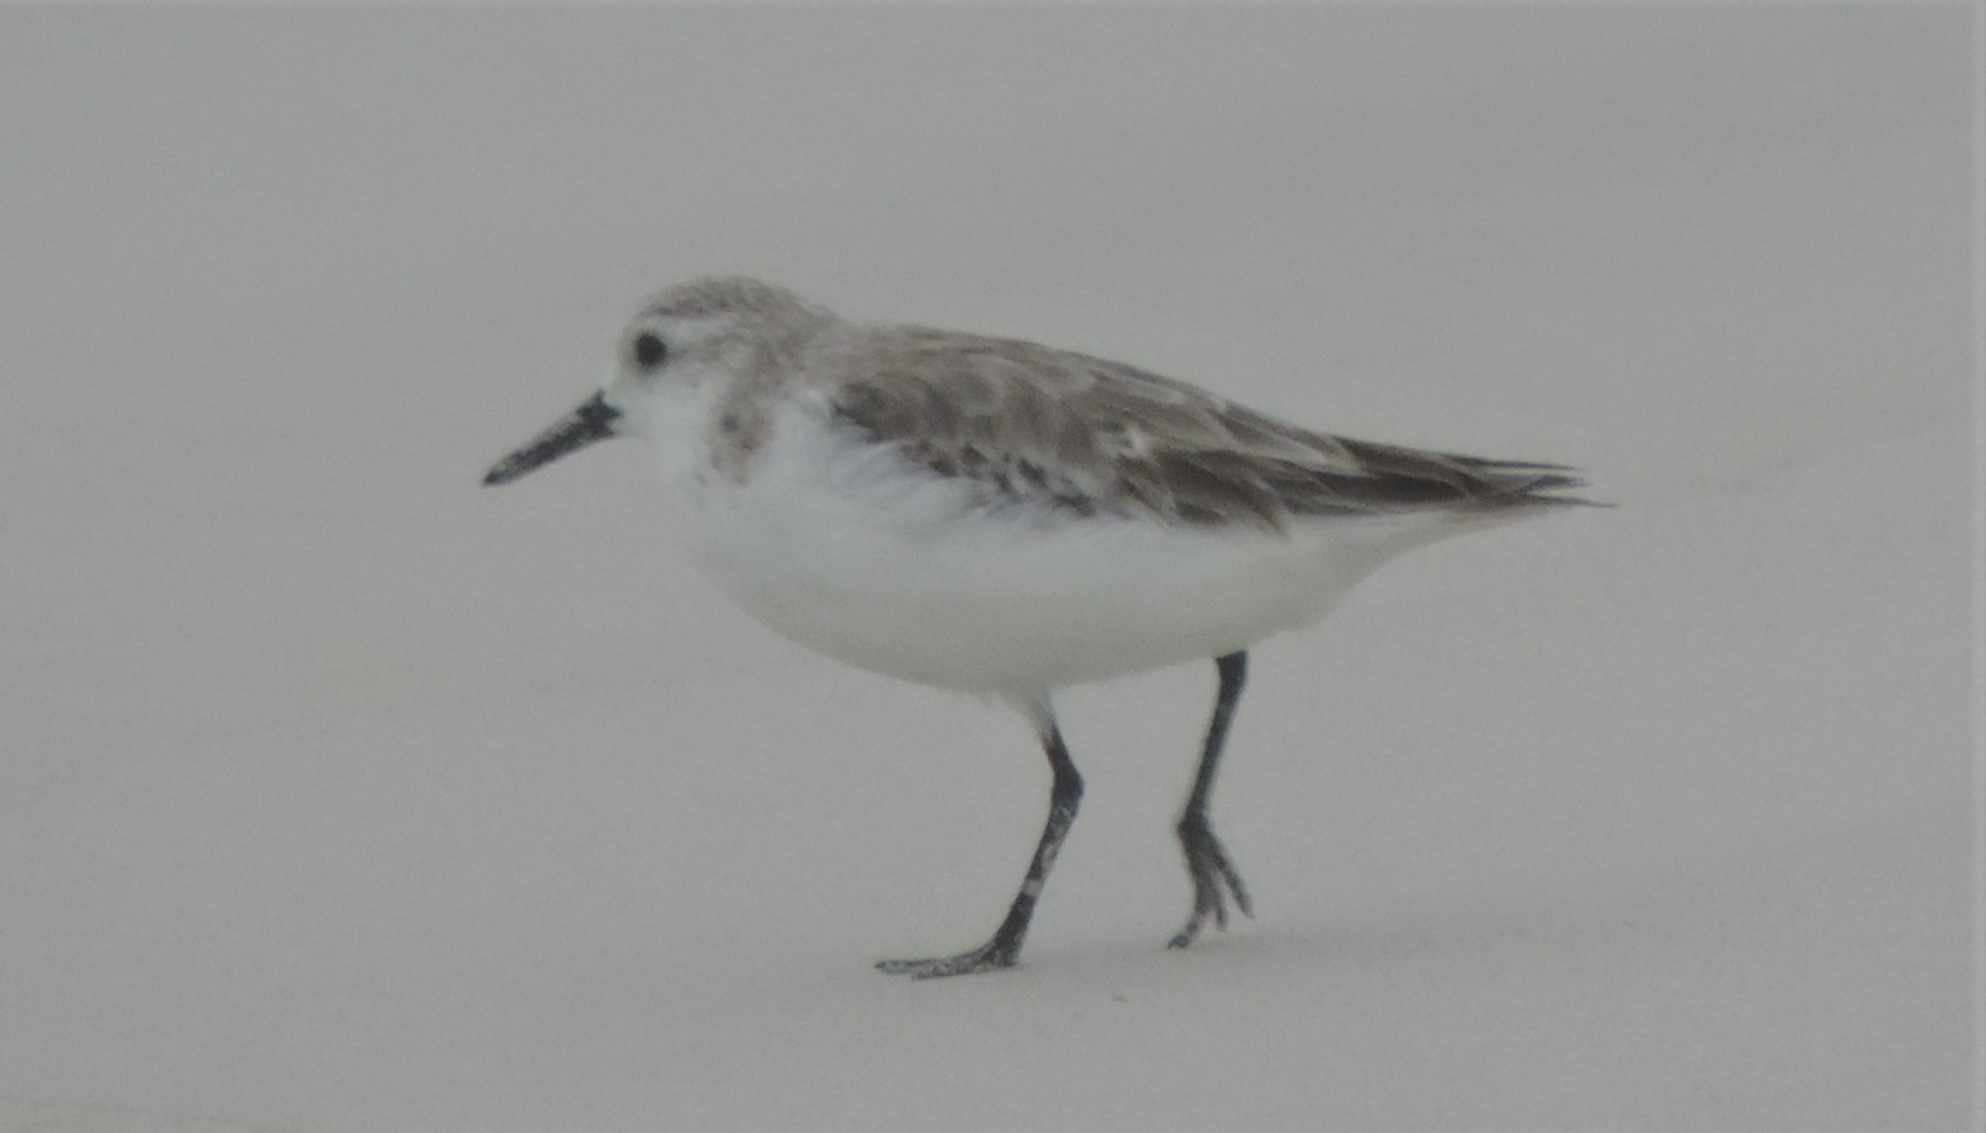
xmin=877 ymin=698 xmax=1083 ymax=978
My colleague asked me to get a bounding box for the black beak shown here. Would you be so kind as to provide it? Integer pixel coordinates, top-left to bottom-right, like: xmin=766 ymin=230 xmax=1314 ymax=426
xmin=483 ymin=392 xmax=622 ymax=486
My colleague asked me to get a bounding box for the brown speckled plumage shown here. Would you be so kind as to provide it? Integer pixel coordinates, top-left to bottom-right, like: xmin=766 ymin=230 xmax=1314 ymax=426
xmin=809 ymin=325 xmax=1591 ymax=532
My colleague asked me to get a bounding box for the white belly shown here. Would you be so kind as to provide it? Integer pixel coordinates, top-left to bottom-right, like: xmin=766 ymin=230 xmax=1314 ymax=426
xmin=674 ymin=420 xmax=1477 ymax=697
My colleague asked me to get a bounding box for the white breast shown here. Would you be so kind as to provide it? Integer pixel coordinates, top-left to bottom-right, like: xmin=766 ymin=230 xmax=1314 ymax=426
xmin=672 ymin=403 xmax=1477 ymax=697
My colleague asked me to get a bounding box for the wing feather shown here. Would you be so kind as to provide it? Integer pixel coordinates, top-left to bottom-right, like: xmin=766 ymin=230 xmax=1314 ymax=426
xmin=818 ymin=327 xmax=1595 ymax=530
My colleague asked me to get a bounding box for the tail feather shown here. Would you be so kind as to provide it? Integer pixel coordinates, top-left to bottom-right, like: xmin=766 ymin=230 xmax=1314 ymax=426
xmin=1325 ymin=438 xmax=1606 ymax=515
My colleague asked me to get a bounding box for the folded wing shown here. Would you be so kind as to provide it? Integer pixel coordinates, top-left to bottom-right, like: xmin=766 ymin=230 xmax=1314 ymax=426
xmin=822 ymin=328 xmax=1596 ymax=532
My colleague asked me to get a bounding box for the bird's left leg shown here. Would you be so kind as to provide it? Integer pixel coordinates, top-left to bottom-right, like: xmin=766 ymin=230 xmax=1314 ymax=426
xmin=1169 ymin=650 xmax=1254 ymax=949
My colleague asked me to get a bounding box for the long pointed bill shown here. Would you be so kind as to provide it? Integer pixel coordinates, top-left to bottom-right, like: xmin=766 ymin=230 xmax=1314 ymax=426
xmin=483 ymin=392 xmax=622 ymax=487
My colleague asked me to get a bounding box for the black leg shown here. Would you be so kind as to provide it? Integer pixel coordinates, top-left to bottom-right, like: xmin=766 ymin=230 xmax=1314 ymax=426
xmin=1169 ymin=650 xmax=1254 ymax=949
xmin=878 ymin=707 xmax=1084 ymax=978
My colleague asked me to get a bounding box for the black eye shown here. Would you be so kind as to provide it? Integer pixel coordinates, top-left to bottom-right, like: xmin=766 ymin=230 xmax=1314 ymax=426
xmin=633 ymin=332 xmax=667 ymax=370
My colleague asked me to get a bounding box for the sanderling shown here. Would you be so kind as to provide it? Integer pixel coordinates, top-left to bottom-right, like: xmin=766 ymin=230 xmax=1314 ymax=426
xmin=484 ymin=276 xmax=1597 ymax=979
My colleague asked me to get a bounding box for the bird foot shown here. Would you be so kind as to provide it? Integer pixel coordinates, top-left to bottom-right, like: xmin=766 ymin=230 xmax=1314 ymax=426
xmin=1167 ymin=813 xmax=1253 ymax=949
xmin=876 ymin=939 xmax=1018 ymax=979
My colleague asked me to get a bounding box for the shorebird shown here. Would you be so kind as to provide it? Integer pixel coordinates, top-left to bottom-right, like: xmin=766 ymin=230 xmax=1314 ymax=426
xmin=484 ymin=276 xmax=1595 ymax=978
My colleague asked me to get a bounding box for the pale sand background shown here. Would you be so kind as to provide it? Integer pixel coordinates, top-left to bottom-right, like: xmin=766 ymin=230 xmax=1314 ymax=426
xmin=0 ymin=7 xmax=1977 ymax=1129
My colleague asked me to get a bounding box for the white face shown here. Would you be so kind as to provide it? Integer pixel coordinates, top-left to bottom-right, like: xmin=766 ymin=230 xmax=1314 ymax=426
xmin=598 ymin=309 xmax=748 ymax=439
xmin=486 ymin=276 xmax=826 ymax=489
xmin=484 ymin=309 xmax=745 ymax=488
